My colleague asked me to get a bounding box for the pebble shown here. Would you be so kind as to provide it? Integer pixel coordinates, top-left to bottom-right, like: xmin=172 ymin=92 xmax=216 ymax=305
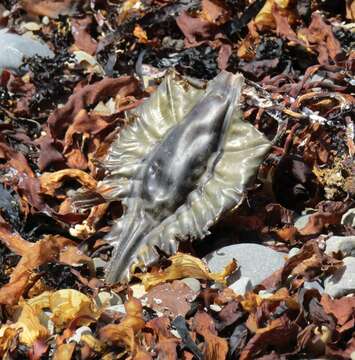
xmin=95 ymin=291 xmax=123 ymax=307
xmin=294 ymin=214 xmax=311 ymax=230
xmin=288 ymin=247 xmax=301 ymax=258
xmin=325 ymin=236 xmax=355 ymax=258
xmin=42 ymin=16 xmax=50 ymax=25
xmin=229 ymin=277 xmax=253 ymax=295
xmin=146 ymin=281 xmax=195 ymax=317
xmin=180 ymin=278 xmax=201 ymax=293
xmin=0 ymin=28 xmax=54 ymax=72
xmin=324 ymin=257 xmax=355 ymax=298
xmin=204 ymin=243 xmax=286 ymax=287
xmin=304 ymin=280 xmax=324 ymax=294
xmin=341 ymin=208 xmax=355 ymax=227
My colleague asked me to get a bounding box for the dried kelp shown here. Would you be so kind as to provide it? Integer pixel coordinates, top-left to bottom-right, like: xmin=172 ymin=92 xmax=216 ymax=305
xmin=1 ymin=1 xmax=354 ymax=359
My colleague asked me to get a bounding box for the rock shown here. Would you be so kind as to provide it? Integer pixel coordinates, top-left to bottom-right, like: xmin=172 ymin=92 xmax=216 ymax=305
xmin=324 ymin=257 xmax=355 ymax=298
xmin=146 ymin=281 xmax=196 ymax=317
xmin=304 ymin=280 xmax=324 ymax=294
xmin=180 ymin=278 xmax=201 ymax=293
xmin=95 ymin=291 xmax=123 ymax=307
xmin=341 ymin=208 xmax=355 ymax=227
xmin=204 ymin=243 xmax=286 ymax=287
xmin=229 ymin=277 xmax=253 ymax=295
xmin=288 ymin=247 xmax=301 ymax=258
xmin=325 ymin=236 xmax=355 ymax=258
xmin=294 ymin=214 xmax=311 ymax=230
xmin=0 ymin=29 xmax=54 ymax=72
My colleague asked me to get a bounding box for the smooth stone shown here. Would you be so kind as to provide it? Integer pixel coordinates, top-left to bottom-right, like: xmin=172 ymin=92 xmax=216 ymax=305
xmin=288 ymin=247 xmax=301 ymax=258
xmin=324 ymin=257 xmax=355 ymax=298
xmin=341 ymin=208 xmax=355 ymax=227
xmin=325 ymin=236 xmax=355 ymax=258
xmin=304 ymin=280 xmax=324 ymax=294
xmin=229 ymin=277 xmax=253 ymax=295
xmin=294 ymin=214 xmax=311 ymax=230
xmin=204 ymin=243 xmax=286 ymax=287
xmin=0 ymin=29 xmax=54 ymax=72
xmin=95 ymin=291 xmax=123 ymax=307
xmin=180 ymin=278 xmax=201 ymax=293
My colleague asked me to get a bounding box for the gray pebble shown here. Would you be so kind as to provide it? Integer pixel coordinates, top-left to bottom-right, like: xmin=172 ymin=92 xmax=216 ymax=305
xmin=204 ymin=243 xmax=286 ymax=287
xmin=229 ymin=277 xmax=253 ymax=295
xmin=294 ymin=214 xmax=311 ymax=230
xmin=0 ymin=29 xmax=54 ymax=73
xmin=325 ymin=236 xmax=355 ymax=258
xmin=180 ymin=278 xmax=201 ymax=292
xmin=341 ymin=208 xmax=355 ymax=227
xmin=288 ymin=247 xmax=301 ymax=258
xmin=324 ymin=257 xmax=355 ymax=298
xmin=304 ymin=280 xmax=324 ymax=294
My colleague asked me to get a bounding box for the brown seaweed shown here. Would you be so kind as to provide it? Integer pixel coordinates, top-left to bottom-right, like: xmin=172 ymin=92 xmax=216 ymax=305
xmin=94 ymin=70 xmax=271 ymax=283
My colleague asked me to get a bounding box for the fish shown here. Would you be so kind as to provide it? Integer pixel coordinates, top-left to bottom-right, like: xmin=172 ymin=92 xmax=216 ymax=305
xmin=84 ymin=70 xmax=271 ymax=283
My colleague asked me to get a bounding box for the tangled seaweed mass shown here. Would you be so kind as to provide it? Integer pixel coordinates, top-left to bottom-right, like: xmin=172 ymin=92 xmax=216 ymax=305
xmin=0 ymin=0 xmax=354 ymax=359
